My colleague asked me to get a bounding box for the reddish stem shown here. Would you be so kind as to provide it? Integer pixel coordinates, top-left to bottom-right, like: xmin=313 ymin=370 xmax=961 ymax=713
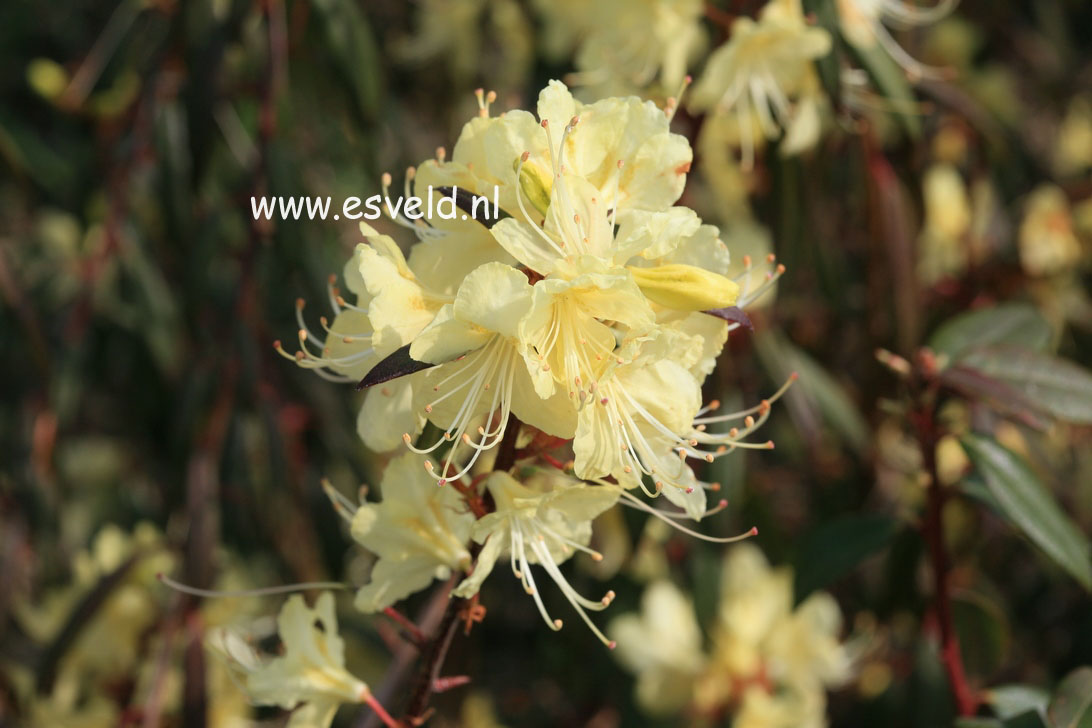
xmin=913 ymin=399 xmax=978 ymax=716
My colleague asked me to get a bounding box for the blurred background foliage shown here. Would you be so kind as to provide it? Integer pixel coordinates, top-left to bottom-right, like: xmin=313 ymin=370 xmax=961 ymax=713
xmin=1 ymin=0 xmax=1092 ymax=727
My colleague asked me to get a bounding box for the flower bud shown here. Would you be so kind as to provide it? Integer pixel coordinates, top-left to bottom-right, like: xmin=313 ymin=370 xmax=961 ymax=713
xmin=513 ymin=157 xmax=551 ymax=217
xmin=627 ymin=264 xmax=740 ymax=311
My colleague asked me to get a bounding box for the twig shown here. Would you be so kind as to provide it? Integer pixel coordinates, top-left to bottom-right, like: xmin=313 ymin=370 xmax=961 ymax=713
xmin=911 ymin=374 xmax=978 ymax=716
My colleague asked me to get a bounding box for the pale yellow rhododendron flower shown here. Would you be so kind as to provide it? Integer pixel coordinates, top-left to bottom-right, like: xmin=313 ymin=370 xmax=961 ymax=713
xmin=395 ymin=0 xmax=532 ymax=92
xmin=565 ymin=0 xmax=706 ymax=97
xmin=452 ymin=470 xmax=620 ymax=644
xmin=609 ymin=580 xmax=706 ymax=714
xmin=1019 ymin=185 xmax=1083 ymax=278
xmin=338 ymin=452 xmax=475 ymax=612
xmin=689 ymin=0 xmax=832 ymax=168
xmin=837 ymin=0 xmax=958 ymax=80
xmin=611 ymin=544 xmax=852 ymax=725
xmin=1054 ymin=96 xmax=1092 ymax=179
xmin=917 ymin=163 xmax=971 ymax=285
xmin=211 ymin=592 xmax=397 ymax=728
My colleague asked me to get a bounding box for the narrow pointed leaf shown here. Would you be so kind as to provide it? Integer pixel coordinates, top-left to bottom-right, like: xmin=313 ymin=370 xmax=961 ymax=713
xmin=961 ymin=434 xmax=1092 ymax=591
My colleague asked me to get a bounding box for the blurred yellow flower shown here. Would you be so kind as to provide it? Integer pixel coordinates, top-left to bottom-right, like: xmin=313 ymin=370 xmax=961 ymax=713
xmin=212 ymin=592 xmax=398 ymax=728
xmin=689 ymin=0 xmax=832 ymax=168
xmin=1019 ymin=185 xmax=1083 ymax=278
xmin=611 ymin=544 xmax=852 ymax=725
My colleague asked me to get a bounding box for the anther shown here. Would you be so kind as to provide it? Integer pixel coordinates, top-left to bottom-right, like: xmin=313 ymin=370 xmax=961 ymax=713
xmin=435 ymin=147 xmax=446 ymax=163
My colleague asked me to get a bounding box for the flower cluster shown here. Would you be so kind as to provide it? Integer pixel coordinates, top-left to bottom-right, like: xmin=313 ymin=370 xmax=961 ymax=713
xmin=610 ymin=544 xmax=853 ymax=727
xmin=280 ymin=79 xmax=792 ymax=649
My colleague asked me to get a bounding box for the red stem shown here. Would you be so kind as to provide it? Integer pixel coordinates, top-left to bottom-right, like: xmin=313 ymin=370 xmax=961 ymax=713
xmin=914 ymin=401 xmax=978 ymax=716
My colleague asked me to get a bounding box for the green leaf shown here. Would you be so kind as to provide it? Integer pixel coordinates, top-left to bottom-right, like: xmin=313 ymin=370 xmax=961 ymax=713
xmin=1048 ymin=667 xmax=1092 ymax=728
xmin=957 ymin=348 xmax=1092 ymax=425
xmin=961 ymin=434 xmax=1092 ymax=591
xmin=953 ymin=588 xmax=1010 ymax=678
xmin=987 ymin=684 xmax=1050 ymax=721
xmin=793 ymin=514 xmax=899 ymax=600
xmin=1003 ymin=711 xmax=1050 ymax=728
xmin=929 ymin=304 xmax=1052 ymax=365
xmin=939 ymin=365 xmax=1048 ymax=429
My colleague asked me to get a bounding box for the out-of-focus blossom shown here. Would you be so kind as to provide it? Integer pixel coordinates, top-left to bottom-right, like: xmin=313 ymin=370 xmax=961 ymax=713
xmin=1019 ymin=185 xmax=1083 ymax=278
xmin=395 ymin=0 xmax=533 ymax=91
xmin=837 ymin=0 xmax=958 ymax=79
xmin=611 ymin=544 xmax=852 ymax=726
xmin=610 ymin=580 xmax=706 ymax=713
xmin=212 ymin=592 xmax=398 ymax=728
xmin=689 ymin=0 xmax=832 ymax=169
xmin=1054 ymin=96 xmax=1092 ymax=179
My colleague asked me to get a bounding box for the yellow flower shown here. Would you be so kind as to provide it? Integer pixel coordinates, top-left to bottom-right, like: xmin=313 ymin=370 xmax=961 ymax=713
xmin=341 ymin=453 xmax=475 ymax=611
xmin=609 ymin=580 xmax=707 ymax=714
xmin=1019 ymin=185 xmax=1083 ymax=278
xmin=1054 ymin=96 xmax=1092 ymax=179
xmin=566 ymin=0 xmax=706 ymax=96
xmin=837 ymin=0 xmax=958 ymax=80
xmin=613 ymin=544 xmax=852 ymax=724
xmin=917 ymin=163 xmax=971 ymax=284
xmin=689 ymin=0 xmax=832 ymax=168
xmin=211 ymin=592 xmax=398 ymax=728
xmin=395 ymin=0 xmax=532 ymax=91
xmin=453 ymin=470 xmax=620 ymax=645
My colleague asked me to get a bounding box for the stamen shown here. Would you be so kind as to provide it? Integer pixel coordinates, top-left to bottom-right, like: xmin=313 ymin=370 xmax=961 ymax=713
xmin=158 ymin=573 xmax=348 ymax=599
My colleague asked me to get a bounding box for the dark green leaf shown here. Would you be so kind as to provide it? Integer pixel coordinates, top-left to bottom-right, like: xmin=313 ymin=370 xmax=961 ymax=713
xmin=1003 ymin=710 xmax=1051 ymax=728
xmin=794 ymin=514 xmax=899 ymax=600
xmin=961 ymin=434 xmax=1092 ymax=591
xmin=953 ymin=588 xmax=1010 ymax=678
xmin=1048 ymin=667 xmax=1092 ymax=728
xmin=929 ymin=304 xmax=1051 ymax=365
xmin=958 ymin=348 xmax=1092 ymax=425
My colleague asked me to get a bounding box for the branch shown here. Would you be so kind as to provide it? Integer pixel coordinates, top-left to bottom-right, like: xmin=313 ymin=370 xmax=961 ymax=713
xmin=912 ymin=390 xmax=978 ymax=716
